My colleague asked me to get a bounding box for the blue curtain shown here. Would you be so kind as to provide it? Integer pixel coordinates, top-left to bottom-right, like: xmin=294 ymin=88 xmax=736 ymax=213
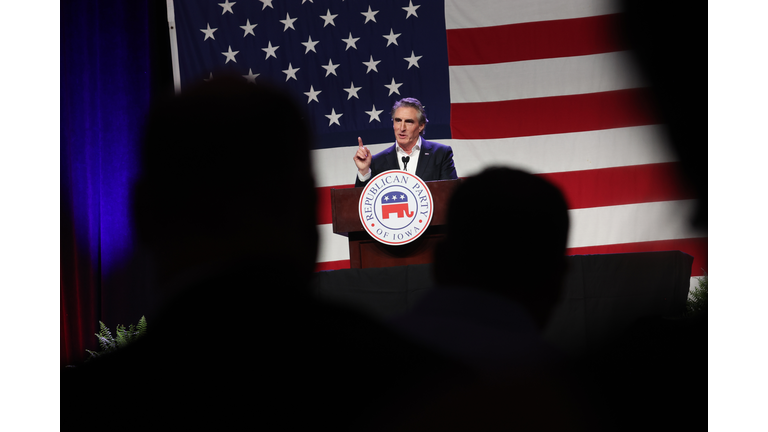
xmin=61 ymin=0 xmax=158 ymax=365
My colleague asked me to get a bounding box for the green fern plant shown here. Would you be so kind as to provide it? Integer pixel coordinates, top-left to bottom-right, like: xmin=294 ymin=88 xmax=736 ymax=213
xmin=86 ymin=316 xmax=147 ymax=360
xmin=686 ymin=274 xmax=707 ymax=317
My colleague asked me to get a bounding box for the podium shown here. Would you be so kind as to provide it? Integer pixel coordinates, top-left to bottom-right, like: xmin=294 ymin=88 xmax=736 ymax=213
xmin=330 ymin=179 xmax=463 ymax=269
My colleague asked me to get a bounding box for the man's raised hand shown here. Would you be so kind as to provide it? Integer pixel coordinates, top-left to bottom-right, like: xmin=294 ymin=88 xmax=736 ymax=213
xmin=353 ymin=136 xmax=372 ymax=173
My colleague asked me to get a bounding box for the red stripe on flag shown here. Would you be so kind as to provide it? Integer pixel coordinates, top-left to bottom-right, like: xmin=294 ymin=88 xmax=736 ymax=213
xmin=447 ymin=14 xmax=625 ymax=66
xmin=538 ymin=162 xmax=694 ymax=210
xmin=450 ymin=88 xmax=657 ymax=140
xmin=315 ymin=260 xmax=351 ymax=272
xmin=315 ymin=163 xmax=691 ymax=225
xmin=315 ymin=163 xmax=690 ymax=225
xmin=567 ymin=237 xmax=708 ymax=277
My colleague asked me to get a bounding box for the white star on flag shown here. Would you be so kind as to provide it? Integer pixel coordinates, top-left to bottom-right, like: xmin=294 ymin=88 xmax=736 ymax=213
xmin=221 ymin=45 xmax=239 ymax=63
xmin=282 ymin=63 xmax=300 ymax=81
xmin=320 ymin=9 xmax=338 ymax=27
xmin=200 ymin=24 xmax=217 ymax=41
xmin=262 ymin=41 xmax=279 ymax=59
xmin=304 ymin=85 xmax=321 ymax=104
xmin=280 ymin=13 xmax=297 ymax=31
xmin=385 ymin=78 xmax=403 ymax=96
xmin=342 ymin=32 xmax=360 ymax=51
xmin=404 ymin=51 xmax=423 ymax=69
xmin=302 ymin=35 xmax=319 ymax=54
xmin=365 ymin=104 xmax=383 ymax=123
xmin=321 ymin=59 xmax=340 ymax=77
xmin=325 ymin=108 xmax=343 ymax=126
xmin=402 ymin=1 xmax=420 ymax=19
xmin=361 ymin=6 xmax=379 ymax=23
xmin=259 ymin=0 xmax=273 ymax=10
xmin=383 ymin=29 xmax=401 ymax=47
xmin=363 ymin=55 xmax=381 ymax=73
xmin=343 ymin=82 xmax=362 ymax=100
xmin=239 ymin=20 xmax=256 ymax=37
xmin=218 ymin=0 xmax=235 ymax=15
xmin=243 ymin=68 xmax=259 ymax=83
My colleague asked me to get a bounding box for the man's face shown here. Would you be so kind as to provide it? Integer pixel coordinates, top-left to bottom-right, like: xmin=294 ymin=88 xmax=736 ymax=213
xmin=392 ymin=106 xmax=425 ymax=149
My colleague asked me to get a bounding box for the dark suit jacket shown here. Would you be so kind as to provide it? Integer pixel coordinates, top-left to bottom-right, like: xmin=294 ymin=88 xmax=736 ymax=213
xmin=355 ymin=138 xmax=458 ymax=187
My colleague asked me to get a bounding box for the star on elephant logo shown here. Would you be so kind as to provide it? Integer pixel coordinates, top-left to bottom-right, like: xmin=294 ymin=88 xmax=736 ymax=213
xmin=359 ymin=170 xmax=434 ymax=245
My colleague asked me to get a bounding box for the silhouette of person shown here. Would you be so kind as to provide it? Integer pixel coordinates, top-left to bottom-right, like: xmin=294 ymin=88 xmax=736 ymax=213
xmin=353 ymin=98 xmax=458 ymax=187
xmin=61 ymin=75 xmax=468 ymax=431
xmin=380 ymin=167 xmax=602 ymax=430
xmin=389 ymin=167 xmax=569 ymax=373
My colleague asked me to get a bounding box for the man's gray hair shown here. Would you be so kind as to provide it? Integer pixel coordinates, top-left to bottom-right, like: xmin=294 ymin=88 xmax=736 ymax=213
xmin=391 ymin=97 xmax=428 ymax=135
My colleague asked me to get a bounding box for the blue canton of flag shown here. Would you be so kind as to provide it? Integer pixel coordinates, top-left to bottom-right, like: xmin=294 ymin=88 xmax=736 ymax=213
xmin=173 ymin=0 xmax=452 ymax=150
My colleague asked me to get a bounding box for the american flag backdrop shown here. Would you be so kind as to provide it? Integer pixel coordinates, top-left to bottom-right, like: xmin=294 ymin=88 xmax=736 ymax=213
xmin=167 ymin=0 xmax=707 ymax=276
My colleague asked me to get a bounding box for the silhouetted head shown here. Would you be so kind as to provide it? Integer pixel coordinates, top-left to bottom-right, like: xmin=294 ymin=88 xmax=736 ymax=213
xmin=433 ymin=167 xmax=569 ymax=327
xmin=132 ymin=75 xmax=317 ymax=286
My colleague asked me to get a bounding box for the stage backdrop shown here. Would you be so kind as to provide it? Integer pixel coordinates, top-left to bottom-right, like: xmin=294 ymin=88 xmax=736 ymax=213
xmin=61 ymin=0 xmax=707 ymax=365
xmin=167 ymin=0 xmax=707 ymax=274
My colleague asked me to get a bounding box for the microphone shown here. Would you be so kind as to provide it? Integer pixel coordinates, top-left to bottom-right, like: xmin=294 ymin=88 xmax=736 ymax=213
xmin=402 ymin=156 xmax=410 ymax=172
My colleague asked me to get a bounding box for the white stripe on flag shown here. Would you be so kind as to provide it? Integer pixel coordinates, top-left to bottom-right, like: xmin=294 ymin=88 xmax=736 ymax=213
xmin=318 ymin=199 xmax=707 ymax=265
xmin=447 ymin=126 xmax=675 ymax=177
xmin=444 ymin=0 xmax=620 ymax=30
xmin=317 ymin=223 xmax=349 ymax=264
xmin=449 ymin=52 xmax=647 ymax=104
xmin=310 ymin=125 xmax=675 ymax=188
xmin=568 ymin=200 xmax=706 ymax=249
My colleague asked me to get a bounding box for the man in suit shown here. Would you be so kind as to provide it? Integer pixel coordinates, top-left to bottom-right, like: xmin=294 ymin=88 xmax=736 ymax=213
xmin=353 ymin=98 xmax=458 ymax=187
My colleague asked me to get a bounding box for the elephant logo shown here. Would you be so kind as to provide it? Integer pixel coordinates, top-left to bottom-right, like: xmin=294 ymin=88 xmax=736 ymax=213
xmin=380 ymin=192 xmax=415 ymax=219
xmin=358 ymin=170 xmax=434 ymax=246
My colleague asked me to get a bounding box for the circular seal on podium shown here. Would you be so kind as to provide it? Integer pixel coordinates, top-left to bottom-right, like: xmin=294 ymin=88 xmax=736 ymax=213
xmin=358 ymin=170 xmax=434 ymax=245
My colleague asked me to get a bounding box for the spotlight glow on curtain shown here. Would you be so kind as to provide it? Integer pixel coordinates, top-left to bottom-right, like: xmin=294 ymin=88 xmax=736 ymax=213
xmin=60 ymin=0 xmax=152 ymax=365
